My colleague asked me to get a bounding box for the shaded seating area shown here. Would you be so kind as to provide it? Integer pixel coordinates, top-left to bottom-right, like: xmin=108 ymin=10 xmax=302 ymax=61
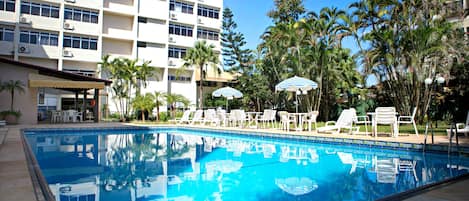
xmin=0 ymin=58 xmax=111 ymax=124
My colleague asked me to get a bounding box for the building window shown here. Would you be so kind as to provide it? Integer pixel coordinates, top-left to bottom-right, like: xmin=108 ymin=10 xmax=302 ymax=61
xmin=0 ymin=27 xmax=14 ymax=41
xmin=168 ymin=47 xmax=186 ymax=58
xmin=197 ymin=29 xmax=219 ymax=40
xmin=63 ymin=68 xmax=96 ymax=77
xmin=0 ymin=0 xmax=15 ymax=12
xmin=168 ymin=74 xmax=191 ymax=81
xmin=169 ymin=0 xmax=193 ymax=14
xmin=20 ymin=1 xmax=59 ymax=18
xmin=63 ymin=35 xmax=97 ymax=50
xmin=169 ymin=24 xmax=193 ymax=37
xmin=19 ymin=29 xmax=58 ymax=46
xmin=64 ymin=7 xmax=99 ymax=24
xmin=197 ymin=6 xmax=219 ymax=19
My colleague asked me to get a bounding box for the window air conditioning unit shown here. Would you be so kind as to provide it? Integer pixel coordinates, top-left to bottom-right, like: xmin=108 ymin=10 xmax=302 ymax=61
xmin=64 ymin=0 xmax=76 ymax=3
xmin=168 ymin=37 xmax=175 ymax=43
xmin=18 ymin=45 xmax=30 ymax=54
xmin=63 ymin=50 xmax=74 ymax=57
xmin=19 ymin=16 xmax=31 ymax=24
xmin=170 ymin=13 xmax=177 ymax=20
xmin=168 ymin=60 xmax=175 ymax=66
xmin=198 ymin=18 xmax=203 ymax=24
xmin=63 ymin=22 xmax=74 ymax=30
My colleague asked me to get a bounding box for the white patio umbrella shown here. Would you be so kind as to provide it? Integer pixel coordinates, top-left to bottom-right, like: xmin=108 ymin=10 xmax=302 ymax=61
xmin=212 ymin=86 xmax=243 ymax=110
xmin=275 ymin=76 xmax=318 ymax=113
xmin=275 ymin=177 xmax=318 ymax=196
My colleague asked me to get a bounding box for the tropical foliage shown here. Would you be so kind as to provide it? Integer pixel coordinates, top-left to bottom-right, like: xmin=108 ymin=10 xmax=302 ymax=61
xmin=101 ymin=56 xmax=155 ymax=120
xmin=131 ymin=93 xmax=155 ymax=122
xmin=182 ymin=41 xmax=219 ymax=109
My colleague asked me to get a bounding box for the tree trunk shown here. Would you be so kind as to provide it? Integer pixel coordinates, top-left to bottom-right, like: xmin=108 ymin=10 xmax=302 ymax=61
xmin=10 ymin=90 xmax=14 ymax=111
xmin=141 ymin=109 xmax=145 ymax=122
xmin=156 ymin=101 xmax=160 ymax=121
xmin=199 ymin=65 xmax=204 ymax=109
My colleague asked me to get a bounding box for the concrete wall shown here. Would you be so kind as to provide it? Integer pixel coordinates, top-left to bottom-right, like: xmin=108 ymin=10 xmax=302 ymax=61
xmin=0 ymin=62 xmax=38 ymax=124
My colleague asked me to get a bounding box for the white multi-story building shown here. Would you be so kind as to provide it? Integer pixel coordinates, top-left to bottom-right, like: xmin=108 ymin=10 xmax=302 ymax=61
xmin=0 ymin=0 xmax=233 ymax=117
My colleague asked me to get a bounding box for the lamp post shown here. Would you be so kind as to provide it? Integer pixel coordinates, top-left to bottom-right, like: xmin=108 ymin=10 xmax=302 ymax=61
xmin=423 ymin=75 xmax=445 ymax=146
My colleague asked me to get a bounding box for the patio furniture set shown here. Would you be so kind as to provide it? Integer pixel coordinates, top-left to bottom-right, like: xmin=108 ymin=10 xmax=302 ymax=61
xmin=171 ymin=106 xmax=422 ymax=137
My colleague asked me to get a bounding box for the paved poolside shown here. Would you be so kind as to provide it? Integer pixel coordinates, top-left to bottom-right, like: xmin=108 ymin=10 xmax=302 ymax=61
xmin=0 ymin=122 xmax=468 ymax=201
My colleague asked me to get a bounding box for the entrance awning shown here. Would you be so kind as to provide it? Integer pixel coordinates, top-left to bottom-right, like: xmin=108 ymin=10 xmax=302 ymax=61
xmin=29 ymin=74 xmax=106 ymax=89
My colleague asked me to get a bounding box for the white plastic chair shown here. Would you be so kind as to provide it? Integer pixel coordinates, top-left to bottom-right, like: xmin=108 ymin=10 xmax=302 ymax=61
xmin=258 ymin=110 xmax=272 ymax=128
xmin=304 ymin=111 xmax=319 ymax=131
xmin=398 ymin=107 xmax=418 ymax=136
xmin=373 ymin=107 xmax=398 ymax=137
xmin=448 ymin=111 xmax=469 ymax=138
xmin=317 ymin=109 xmax=356 ymax=134
xmin=279 ymin=112 xmax=293 ymax=131
xmin=350 ymin=108 xmax=370 ymax=135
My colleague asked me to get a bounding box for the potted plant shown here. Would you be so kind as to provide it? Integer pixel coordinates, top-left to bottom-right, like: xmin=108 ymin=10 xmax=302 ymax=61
xmin=0 ymin=80 xmax=25 ymax=124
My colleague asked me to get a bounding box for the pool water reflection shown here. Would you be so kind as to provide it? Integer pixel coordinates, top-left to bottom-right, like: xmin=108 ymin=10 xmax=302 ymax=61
xmin=25 ymin=128 xmax=469 ymax=201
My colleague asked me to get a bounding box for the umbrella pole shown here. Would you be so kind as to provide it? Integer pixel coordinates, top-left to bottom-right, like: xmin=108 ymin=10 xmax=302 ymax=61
xmin=296 ymin=93 xmax=298 ymax=113
xmin=226 ymin=98 xmax=229 ymax=112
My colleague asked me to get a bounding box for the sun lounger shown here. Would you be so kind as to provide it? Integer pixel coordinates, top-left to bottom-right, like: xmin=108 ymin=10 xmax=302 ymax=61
xmin=190 ymin=110 xmax=204 ymax=125
xmin=170 ymin=110 xmax=192 ymax=124
xmin=317 ymin=109 xmax=357 ymax=134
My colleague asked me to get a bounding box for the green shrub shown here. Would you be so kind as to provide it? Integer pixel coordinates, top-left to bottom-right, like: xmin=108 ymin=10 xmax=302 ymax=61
xmin=159 ymin=112 xmax=169 ymax=122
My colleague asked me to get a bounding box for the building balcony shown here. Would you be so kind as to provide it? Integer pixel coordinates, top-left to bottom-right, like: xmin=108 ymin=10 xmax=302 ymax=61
xmin=62 ymin=47 xmax=101 ymax=62
xmin=63 ymin=0 xmax=102 ymax=9
xmin=169 ymin=11 xmax=196 ymax=25
xmin=137 ymin=44 xmax=167 ymax=68
xmin=0 ymin=10 xmax=16 ymax=23
xmin=197 ymin=0 xmax=222 ymax=8
xmin=167 ymin=58 xmax=187 ymax=69
xmin=103 ymin=14 xmax=135 ymax=40
xmin=0 ymin=41 xmax=14 ymax=56
xmin=138 ymin=19 xmax=168 ymax=44
xmin=17 ymin=44 xmax=60 ymax=59
xmin=197 ymin=17 xmax=221 ymax=30
xmin=103 ymin=0 xmax=136 ymax=16
xmin=168 ymin=34 xmax=195 ymax=48
xmin=139 ymin=0 xmax=168 ymax=20
xmin=18 ymin=15 xmax=61 ymax=32
xmin=102 ymin=38 xmax=133 ymax=58
xmin=63 ymin=20 xmax=100 ymax=36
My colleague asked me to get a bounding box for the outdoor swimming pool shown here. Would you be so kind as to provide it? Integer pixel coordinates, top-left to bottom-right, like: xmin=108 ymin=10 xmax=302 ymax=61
xmin=24 ymin=127 xmax=469 ymax=201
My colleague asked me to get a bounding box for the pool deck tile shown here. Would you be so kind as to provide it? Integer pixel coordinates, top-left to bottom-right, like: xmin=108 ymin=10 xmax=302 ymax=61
xmin=1 ymin=122 xmax=469 ymax=201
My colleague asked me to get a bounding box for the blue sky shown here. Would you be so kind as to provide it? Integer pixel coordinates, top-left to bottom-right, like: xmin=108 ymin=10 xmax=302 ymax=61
xmin=223 ymin=0 xmax=356 ymax=51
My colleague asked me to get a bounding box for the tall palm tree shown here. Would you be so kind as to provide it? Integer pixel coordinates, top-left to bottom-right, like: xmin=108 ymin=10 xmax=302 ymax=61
xmin=2 ymin=80 xmax=25 ymax=111
xmin=134 ymin=60 xmax=154 ymax=96
xmin=153 ymin=91 xmax=166 ymax=121
xmin=182 ymin=40 xmax=219 ymax=109
xmin=164 ymin=93 xmax=189 ymax=119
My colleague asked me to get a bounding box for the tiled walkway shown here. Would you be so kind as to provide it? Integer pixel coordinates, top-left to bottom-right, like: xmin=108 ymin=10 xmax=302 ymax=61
xmin=0 ymin=123 xmax=467 ymax=201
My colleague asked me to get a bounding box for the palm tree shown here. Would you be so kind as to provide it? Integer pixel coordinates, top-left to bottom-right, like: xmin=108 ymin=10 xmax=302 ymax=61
xmin=182 ymin=40 xmax=219 ymax=109
xmin=154 ymin=91 xmax=166 ymax=121
xmin=134 ymin=60 xmax=154 ymax=96
xmin=131 ymin=93 xmax=155 ymax=122
xmin=2 ymin=80 xmax=25 ymax=111
xmin=164 ymin=93 xmax=190 ymax=119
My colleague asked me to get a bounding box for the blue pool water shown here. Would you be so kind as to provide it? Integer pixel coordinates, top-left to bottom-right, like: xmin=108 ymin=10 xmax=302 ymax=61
xmin=25 ymin=127 xmax=469 ymax=201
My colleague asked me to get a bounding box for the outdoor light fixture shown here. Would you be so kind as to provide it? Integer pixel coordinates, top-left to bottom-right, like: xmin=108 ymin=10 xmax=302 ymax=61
xmin=423 ymin=74 xmax=445 ymax=146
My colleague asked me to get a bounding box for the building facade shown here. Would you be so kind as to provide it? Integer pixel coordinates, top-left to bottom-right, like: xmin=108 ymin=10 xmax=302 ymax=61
xmin=0 ymin=0 xmax=230 ymax=117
